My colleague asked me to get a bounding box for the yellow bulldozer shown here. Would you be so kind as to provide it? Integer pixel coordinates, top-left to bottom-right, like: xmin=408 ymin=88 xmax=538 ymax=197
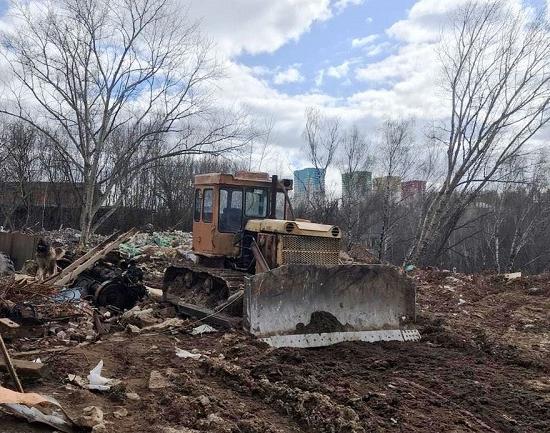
xmin=163 ymin=171 xmax=419 ymax=347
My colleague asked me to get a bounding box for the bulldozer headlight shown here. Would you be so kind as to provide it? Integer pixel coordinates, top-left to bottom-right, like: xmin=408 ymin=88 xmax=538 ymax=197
xmin=285 ymin=222 xmax=295 ymax=233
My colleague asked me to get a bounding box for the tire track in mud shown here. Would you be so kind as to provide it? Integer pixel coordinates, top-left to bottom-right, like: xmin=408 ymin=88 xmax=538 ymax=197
xmin=203 ymin=356 xmax=368 ymax=433
xmin=215 ymin=335 xmax=550 ymax=433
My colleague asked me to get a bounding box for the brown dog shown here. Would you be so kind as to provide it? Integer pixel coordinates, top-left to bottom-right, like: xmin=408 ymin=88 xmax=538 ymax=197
xmin=35 ymin=239 xmax=65 ymax=280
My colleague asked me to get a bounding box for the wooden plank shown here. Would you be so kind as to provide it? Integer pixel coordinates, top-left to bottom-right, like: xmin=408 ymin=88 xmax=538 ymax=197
xmin=52 ymin=228 xmax=138 ymax=287
xmin=0 ymin=318 xmax=20 ymax=329
xmin=0 ymin=358 xmax=46 ymax=379
xmin=11 ymin=343 xmax=90 ymax=358
xmin=41 ymin=231 xmax=122 ymax=285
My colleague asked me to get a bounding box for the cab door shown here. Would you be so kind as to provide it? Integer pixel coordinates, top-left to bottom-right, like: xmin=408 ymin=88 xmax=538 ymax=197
xmin=192 ymin=187 xmax=216 ymax=254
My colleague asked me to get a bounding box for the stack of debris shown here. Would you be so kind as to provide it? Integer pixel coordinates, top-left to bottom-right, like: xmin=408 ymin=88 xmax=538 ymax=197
xmin=118 ymin=230 xmax=192 ymax=259
xmin=0 ymin=229 xmax=153 ymax=351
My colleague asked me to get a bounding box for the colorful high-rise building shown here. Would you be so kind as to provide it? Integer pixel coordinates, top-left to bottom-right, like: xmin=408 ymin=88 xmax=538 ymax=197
xmin=341 ymin=171 xmax=372 ymax=201
xmin=293 ymin=167 xmax=326 ymax=204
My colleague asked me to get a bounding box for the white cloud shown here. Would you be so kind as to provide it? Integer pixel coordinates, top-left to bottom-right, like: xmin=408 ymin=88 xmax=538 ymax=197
xmin=355 ymin=43 xmax=436 ymax=82
xmin=186 ymin=0 xmax=334 ymax=56
xmin=387 ymin=0 xmax=527 ymax=43
xmin=2 ymin=0 xmax=543 ymax=190
xmin=364 ymin=41 xmax=392 ymax=57
xmin=326 ymin=61 xmax=350 ymax=79
xmin=366 ymin=16 xmax=373 ymax=23
xmin=315 ymin=69 xmax=325 ymax=87
xmin=273 ymin=67 xmax=305 ymax=85
xmin=351 ymin=34 xmax=379 ymax=48
xmin=333 ymin=0 xmax=364 ymax=12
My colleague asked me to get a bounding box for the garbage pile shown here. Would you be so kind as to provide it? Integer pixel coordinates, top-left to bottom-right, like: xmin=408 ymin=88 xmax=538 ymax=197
xmin=41 ymin=227 xmax=106 ymax=249
xmin=118 ymin=230 xmax=192 ymax=259
xmin=0 ymin=231 xmax=132 ymax=352
xmin=0 ymin=228 xmax=198 ymax=351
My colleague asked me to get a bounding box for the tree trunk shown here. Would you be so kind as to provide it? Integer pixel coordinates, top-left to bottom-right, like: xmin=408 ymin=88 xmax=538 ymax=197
xmin=79 ymin=178 xmax=97 ymax=246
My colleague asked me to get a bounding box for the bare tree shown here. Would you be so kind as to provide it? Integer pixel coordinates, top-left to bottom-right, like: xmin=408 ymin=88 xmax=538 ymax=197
xmin=302 ymin=107 xmax=341 ymax=197
xmin=0 ymin=119 xmax=41 ymax=228
xmin=0 ymin=0 xmax=253 ymax=244
xmin=408 ymin=1 xmax=550 ymax=265
xmin=339 ymin=125 xmax=372 ymax=249
xmin=375 ymin=119 xmax=413 ymax=261
xmin=247 ymin=117 xmax=274 ymax=172
xmin=501 ymin=153 xmax=550 ymax=271
xmin=294 ymin=107 xmax=342 ymax=223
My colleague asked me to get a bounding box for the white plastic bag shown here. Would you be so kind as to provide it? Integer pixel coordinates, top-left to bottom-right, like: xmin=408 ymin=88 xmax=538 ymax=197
xmin=87 ymin=360 xmax=115 ymax=391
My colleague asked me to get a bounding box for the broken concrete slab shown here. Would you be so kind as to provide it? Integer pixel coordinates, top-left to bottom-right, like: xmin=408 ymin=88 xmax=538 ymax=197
xmin=0 ymin=358 xmax=46 ymax=379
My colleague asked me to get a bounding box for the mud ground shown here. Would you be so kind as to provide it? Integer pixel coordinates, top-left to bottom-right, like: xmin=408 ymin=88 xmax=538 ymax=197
xmin=1 ymin=270 xmax=549 ymax=432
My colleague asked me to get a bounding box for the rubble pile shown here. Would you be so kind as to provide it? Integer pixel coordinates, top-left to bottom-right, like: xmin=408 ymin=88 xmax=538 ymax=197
xmin=41 ymin=227 xmax=107 ymax=250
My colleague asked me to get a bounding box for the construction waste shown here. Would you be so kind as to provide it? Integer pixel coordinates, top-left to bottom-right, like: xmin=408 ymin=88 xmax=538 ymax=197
xmin=0 ymin=228 xmax=548 ymax=433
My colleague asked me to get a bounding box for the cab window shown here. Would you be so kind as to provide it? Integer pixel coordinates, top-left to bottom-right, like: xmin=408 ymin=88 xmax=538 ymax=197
xmin=202 ymin=189 xmax=213 ymax=223
xmin=193 ymin=189 xmax=201 ymax=222
xmin=219 ymin=188 xmax=243 ymax=232
xmin=245 ymin=188 xmax=268 ymax=218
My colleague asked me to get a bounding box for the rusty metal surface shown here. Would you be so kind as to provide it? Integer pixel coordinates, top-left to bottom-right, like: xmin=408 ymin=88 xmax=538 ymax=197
xmin=244 ymin=264 xmax=416 ymax=338
xmin=194 ymin=172 xmax=291 ymax=191
xmin=193 ymin=186 xmax=236 ymax=257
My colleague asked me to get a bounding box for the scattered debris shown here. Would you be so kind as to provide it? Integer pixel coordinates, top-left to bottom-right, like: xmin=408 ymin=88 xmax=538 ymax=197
xmin=191 ymin=324 xmax=217 ymax=335
xmin=0 ymin=357 xmax=45 ymax=379
xmin=113 ymin=407 xmax=128 ymax=418
xmin=125 ymin=392 xmax=140 ymax=401
xmin=175 ymin=347 xmax=202 ymax=359
xmin=0 ymin=386 xmax=76 ymax=432
xmin=504 ymin=272 xmax=522 ymax=280
xmin=121 ymin=306 xmax=158 ymax=328
xmin=85 ymin=360 xmax=120 ymax=391
xmin=77 ymin=405 xmax=104 ymax=429
xmin=0 ymin=228 xmax=548 ymax=432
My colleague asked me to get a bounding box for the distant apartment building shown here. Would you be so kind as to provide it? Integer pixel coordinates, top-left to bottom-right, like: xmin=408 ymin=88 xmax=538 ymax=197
xmin=401 ymin=180 xmax=426 ymax=199
xmin=293 ymin=167 xmax=326 ymax=205
xmin=373 ymin=176 xmax=402 ymax=202
xmin=342 ymin=171 xmax=372 ymax=202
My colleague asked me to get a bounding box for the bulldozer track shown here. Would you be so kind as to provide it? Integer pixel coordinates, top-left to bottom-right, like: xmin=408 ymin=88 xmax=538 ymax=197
xmin=164 ymin=261 xmax=247 ymax=294
xmin=163 ymin=261 xmax=248 ymax=318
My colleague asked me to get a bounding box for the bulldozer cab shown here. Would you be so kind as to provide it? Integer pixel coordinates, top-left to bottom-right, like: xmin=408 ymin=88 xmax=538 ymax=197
xmin=192 ymin=171 xmax=292 ymax=258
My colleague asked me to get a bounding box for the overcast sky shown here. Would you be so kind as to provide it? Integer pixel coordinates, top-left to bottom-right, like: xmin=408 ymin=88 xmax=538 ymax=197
xmin=0 ymin=0 xmax=548 ymax=189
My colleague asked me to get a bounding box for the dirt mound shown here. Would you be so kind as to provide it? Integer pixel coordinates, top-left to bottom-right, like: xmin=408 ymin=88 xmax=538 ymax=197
xmin=295 ymin=311 xmax=347 ymax=334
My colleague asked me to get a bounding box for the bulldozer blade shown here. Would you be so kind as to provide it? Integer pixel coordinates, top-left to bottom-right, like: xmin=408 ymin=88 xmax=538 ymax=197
xmin=244 ymin=264 xmax=419 ymax=348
